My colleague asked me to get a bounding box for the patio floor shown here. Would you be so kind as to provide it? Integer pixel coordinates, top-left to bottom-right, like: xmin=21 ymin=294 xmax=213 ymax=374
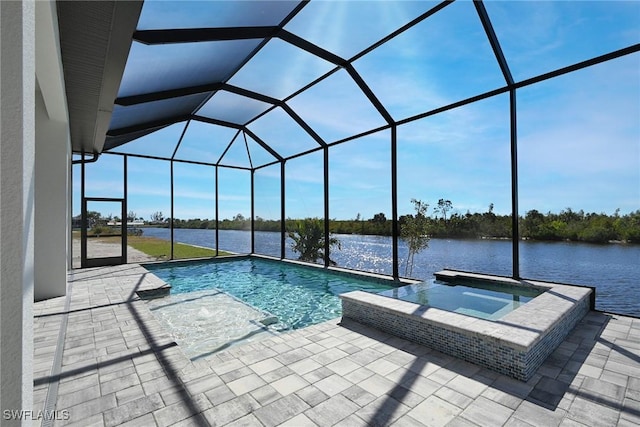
xmin=33 ymin=264 xmax=640 ymax=426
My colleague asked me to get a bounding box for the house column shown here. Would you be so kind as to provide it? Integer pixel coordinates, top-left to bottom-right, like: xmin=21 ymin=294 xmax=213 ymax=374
xmin=34 ymin=0 xmax=70 ymax=300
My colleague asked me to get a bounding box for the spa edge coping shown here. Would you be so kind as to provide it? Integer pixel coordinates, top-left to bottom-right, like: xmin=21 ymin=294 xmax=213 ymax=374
xmin=339 ymin=269 xmax=594 ymax=353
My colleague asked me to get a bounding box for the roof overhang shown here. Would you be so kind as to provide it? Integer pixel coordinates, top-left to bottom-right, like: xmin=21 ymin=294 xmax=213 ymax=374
xmin=56 ymin=0 xmax=142 ymax=154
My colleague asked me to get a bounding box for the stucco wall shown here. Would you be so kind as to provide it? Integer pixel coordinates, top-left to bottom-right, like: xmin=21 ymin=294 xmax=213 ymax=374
xmin=1 ymin=0 xmax=35 ymax=422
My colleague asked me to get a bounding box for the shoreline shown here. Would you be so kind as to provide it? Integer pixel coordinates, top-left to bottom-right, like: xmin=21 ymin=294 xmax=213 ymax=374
xmin=136 ymin=226 xmax=639 ymax=246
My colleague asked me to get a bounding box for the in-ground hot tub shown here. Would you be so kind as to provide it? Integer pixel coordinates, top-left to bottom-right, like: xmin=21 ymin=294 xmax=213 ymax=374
xmin=340 ymin=270 xmax=593 ymax=381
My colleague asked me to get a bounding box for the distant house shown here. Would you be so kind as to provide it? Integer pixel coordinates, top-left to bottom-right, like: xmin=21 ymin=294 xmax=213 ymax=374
xmin=106 ymin=220 xmax=144 ymax=226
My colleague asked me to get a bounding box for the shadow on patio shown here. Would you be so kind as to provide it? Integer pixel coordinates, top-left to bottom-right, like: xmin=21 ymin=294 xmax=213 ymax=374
xmin=33 ymin=265 xmax=640 ymax=426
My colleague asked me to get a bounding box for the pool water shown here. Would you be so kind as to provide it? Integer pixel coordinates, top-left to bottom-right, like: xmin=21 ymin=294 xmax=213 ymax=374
xmin=378 ymin=280 xmax=545 ymax=320
xmin=145 ymin=289 xmax=279 ymax=360
xmin=144 ymin=257 xmax=395 ymax=331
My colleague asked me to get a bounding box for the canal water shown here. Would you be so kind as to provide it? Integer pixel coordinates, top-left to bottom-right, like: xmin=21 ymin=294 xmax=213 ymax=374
xmin=141 ymin=228 xmax=640 ymax=317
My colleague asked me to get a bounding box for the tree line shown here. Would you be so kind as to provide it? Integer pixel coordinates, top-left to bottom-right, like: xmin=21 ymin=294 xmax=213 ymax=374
xmin=152 ymin=203 xmax=640 ymax=244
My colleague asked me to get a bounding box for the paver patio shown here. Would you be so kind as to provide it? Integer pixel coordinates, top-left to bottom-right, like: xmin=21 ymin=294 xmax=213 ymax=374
xmin=71 ymin=238 xmax=156 ymax=269
xmin=33 ymin=264 xmax=640 ymax=426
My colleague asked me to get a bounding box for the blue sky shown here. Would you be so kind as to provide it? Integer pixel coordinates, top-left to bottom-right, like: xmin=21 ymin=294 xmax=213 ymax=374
xmin=75 ymin=1 xmax=639 ymax=222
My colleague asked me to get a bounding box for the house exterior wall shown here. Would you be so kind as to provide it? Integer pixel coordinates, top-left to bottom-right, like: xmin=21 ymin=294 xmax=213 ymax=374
xmin=0 ymin=0 xmax=35 ymax=422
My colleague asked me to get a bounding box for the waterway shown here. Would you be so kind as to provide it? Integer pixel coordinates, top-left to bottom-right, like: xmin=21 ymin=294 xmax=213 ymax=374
xmin=141 ymin=227 xmax=640 ymax=317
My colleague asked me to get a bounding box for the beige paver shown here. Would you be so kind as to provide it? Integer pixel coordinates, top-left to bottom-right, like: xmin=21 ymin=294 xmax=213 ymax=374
xmin=406 ymin=395 xmax=462 ymax=426
xmin=355 ymin=394 xmax=410 ymax=426
xmin=279 ymin=413 xmax=318 ymax=427
xmin=304 ymin=394 xmax=359 ymax=426
xmin=295 ymin=385 xmax=329 ymax=407
xmin=315 ymin=373 xmax=353 ymax=396
xmin=226 ymin=373 xmax=267 ymax=396
xmin=270 ymin=374 xmax=309 ymax=396
xmin=248 ymin=357 xmax=284 ymax=376
xmin=33 ymin=263 xmax=640 ymax=426
xmin=249 ymin=384 xmax=281 ymax=406
xmin=252 ymin=394 xmax=310 ymax=427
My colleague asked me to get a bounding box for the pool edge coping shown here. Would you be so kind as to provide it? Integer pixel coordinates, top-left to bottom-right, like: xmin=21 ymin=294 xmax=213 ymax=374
xmin=340 ymin=269 xmax=593 ymax=352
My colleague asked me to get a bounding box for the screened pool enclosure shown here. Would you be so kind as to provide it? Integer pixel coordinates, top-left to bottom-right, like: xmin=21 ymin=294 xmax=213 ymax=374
xmin=71 ymin=1 xmax=640 ymax=279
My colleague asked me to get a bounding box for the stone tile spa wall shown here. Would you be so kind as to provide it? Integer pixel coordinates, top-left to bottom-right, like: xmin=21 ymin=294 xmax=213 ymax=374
xmin=341 ymin=272 xmax=592 ymax=381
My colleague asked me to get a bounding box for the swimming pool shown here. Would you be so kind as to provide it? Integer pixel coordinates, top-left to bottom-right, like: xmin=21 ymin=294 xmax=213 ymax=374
xmin=341 ymin=269 xmax=593 ymax=381
xmin=144 ymin=257 xmax=395 ymax=331
xmin=377 ymin=279 xmax=544 ymax=321
xmin=145 ymin=288 xmax=280 ymax=359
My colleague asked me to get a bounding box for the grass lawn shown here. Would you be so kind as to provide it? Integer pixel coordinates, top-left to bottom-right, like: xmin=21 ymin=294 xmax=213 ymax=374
xmin=126 ymin=236 xmax=232 ymax=259
xmin=73 ymin=231 xmax=233 ymax=260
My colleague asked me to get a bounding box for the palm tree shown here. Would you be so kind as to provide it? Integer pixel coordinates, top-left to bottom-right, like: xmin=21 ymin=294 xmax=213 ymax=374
xmin=287 ymin=218 xmax=341 ymax=265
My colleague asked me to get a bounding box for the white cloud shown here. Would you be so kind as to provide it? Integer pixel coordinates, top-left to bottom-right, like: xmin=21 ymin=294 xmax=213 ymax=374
xmin=287 ymin=69 xmax=387 ymax=142
xmin=518 ymin=55 xmax=639 ymax=186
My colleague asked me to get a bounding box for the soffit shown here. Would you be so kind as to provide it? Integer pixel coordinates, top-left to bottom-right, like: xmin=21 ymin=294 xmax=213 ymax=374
xmin=57 ymin=0 xmax=142 ymax=154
